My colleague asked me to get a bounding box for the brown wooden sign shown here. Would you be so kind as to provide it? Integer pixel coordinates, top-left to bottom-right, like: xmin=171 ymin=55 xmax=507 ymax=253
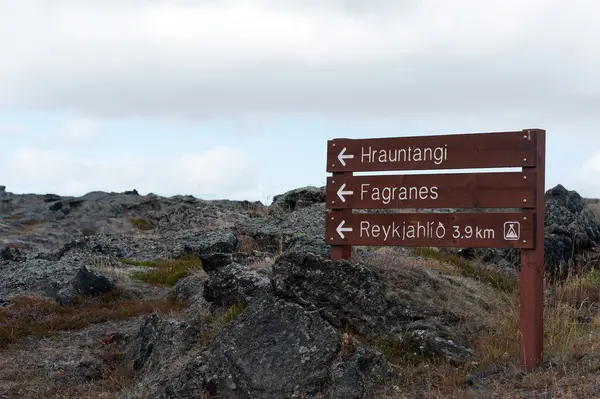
xmin=327 ymin=130 xmax=537 ymax=173
xmin=324 ymin=128 xmax=546 ymax=371
xmin=326 ymin=212 xmax=534 ymax=249
xmin=326 ymin=171 xmax=536 ymax=210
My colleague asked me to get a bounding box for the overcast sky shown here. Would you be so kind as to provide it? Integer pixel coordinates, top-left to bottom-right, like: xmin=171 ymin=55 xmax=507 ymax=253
xmin=1 ymin=0 xmax=600 ymax=203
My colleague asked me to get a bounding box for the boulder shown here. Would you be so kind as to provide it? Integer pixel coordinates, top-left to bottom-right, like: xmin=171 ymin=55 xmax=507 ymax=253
xmin=71 ymin=265 xmax=114 ymax=297
xmin=272 ymin=245 xmax=390 ymax=339
xmin=203 ymin=262 xmax=270 ymax=307
xmin=271 ymin=237 xmax=474 ymax=365
xmin=271 ymin=186 xmax=326 ymax=211
xmin=0 ymin=246 xmax=25 ymax=262
xmin=128 ymin=295 xmax=341 ymax=399
xmin=474 ymin=185 xmax=600 ymax=278
xmin=330 ymin=345 xmax=397 ymax=399
xmin=127 ymin=314 xmax=201 ymax=374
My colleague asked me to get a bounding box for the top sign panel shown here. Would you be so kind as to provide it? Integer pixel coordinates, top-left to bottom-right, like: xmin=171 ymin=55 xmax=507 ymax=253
xmin=327 ymin=130 xmax=539 ymax=173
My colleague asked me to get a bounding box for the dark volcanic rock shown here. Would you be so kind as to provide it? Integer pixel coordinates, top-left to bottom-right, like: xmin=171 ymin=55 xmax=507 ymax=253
xmin=168 ymin=274 xmax=205 ymax=302
xmin=475 ymin=184 xmax=600 ymax=277
xmin=0 ymin=249 xmax=117 ymax=304
xmin=154 ymin=295 xmax=340 ymax=399
xmin=543 ymin=185 xmax=600 ymax=275
xmin=127 ymin=313 xmax=201 ymax=373
xmin=272 ymin=246 xmax=390 ymax=339
xmin=43 ymin=194 xmax=61 ymax=202
xmin=272 ymin=237 xmax=473 ymax=364
xmin=406 ymin=328 xmax=472 ymax=366
xmin=282 ymin=233 xmax=331 ymax=258
xmin=331 ymin=345 xmax=397 ymax=399
xmin=48 ymin=201 xmax=63 ymax=211
xmin=71 ymin=266 xmax=114 ymax=297
xmin=0 ymin=246 xmax=25 ymax=262
xmin=203 ymin=262 xmax=270 ymax=307
xmin=271 ymin=186 xmax=326 ymax=212
xmin=171 ymin=230 xmax=238 ymax=258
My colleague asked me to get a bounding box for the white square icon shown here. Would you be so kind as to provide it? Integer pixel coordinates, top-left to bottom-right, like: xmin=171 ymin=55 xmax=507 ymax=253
xmin=504 ymin=221 xmax=520 ymax=240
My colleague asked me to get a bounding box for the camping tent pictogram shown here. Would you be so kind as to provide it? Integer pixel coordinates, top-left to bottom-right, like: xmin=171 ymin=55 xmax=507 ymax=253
xmin=504 ymin=222 xmax=520 ymax=240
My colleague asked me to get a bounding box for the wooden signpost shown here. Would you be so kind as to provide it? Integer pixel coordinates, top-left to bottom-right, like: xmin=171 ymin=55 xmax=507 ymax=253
xmin=325 ymin=129 xmax=546 ymax=370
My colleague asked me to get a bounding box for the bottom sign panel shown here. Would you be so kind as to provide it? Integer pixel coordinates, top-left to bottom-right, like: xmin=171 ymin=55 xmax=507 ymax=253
xmin=326 ymin=211 xmax=535 ymax=249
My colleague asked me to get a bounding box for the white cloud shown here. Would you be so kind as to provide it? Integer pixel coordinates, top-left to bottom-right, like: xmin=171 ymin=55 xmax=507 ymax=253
xmin=579 ymin=152 xmax=600 ymax=198
xmin=54 ymin=117 xmax=102 ymax=143
xmin=0 ymin=123 xmax=26 ymax=136
xmin=0 ymin=0 xmax=598 ymax=123
xmin=1 ymin=146 xmax=261 ymax=200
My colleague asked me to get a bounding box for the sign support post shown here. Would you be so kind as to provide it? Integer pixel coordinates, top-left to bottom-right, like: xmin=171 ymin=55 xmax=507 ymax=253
xmin=519 ymin=128 xmax=546 ymax=370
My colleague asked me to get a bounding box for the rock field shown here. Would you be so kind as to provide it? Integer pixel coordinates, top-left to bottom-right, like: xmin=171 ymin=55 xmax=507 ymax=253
xmin=0 ymin=183 xmax=599 ymax=398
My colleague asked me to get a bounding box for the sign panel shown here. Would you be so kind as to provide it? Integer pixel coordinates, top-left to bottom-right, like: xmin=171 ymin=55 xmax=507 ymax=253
xmin=326 ymin=171 xmax=536 ymax=209
xmin=325 ymin=211 xmax=534 ymax=249
xmin=325 ymin=128 xmax=546 ymax=371
xmin=327 ymin=130 xmax=536 ymax=172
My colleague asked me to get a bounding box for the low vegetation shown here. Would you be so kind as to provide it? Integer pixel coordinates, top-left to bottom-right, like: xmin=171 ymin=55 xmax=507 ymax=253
xmin=119 ymin=256 xmax=203 ymax=286
xmin=130 ymin=217 xmax=157 ymax=231
xmin=197 ymin=300 xmax=246 ymax=347
xmin=0 ymin=290 xmax=185 ymax=349
xmin=586 ymin=198 xmax=600 ymax=221
xmin=350 ymin=246 xmax=600 ymax=397
xmin=410 ymin=246 xmax=518 ymax=292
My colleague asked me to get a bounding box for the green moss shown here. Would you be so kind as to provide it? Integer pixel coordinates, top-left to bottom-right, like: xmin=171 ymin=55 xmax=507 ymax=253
xmin=410 ymin=247 xmax=518 ymax=293
xmin=373 ymin=334 xmax=428 ymax=366
xmin=584 ymin=268 xmax=600 ymax=286
xmin=223 ymin=300 xmax=245 ymax=323
xmin=120 ymin=257 xmax=203 ymax=286
xmin=130 ymin=217 xmax=157 ymax=231
xmin=196 ymin=301 xmax=247 ymax=347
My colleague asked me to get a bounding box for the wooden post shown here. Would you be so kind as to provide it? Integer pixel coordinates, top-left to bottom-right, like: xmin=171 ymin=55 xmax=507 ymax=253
xmin=519 ymin=128 xmax=546 ymax=370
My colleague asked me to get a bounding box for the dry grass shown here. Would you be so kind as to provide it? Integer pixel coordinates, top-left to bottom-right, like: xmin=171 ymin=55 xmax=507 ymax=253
xmin=1 ymin=241 xmax=28 ymax=250
xmin=246 ymin=256 xmax=276 ymax=276
xmin=129 ymin=217 xmax=157 ymax=231
xmin=0 ymin=290 xmax=185 ymax=349
xmin=118 ymin=256 xmax=203 ymax=286
xmin=236 ymin=234 xmax=260 ymax=252
xmin=586 ymin=198 xmax=600 ymax=221
xmin=410 ymin=246 xmax=518 ymax=292
xmin=196 ymin=300 xmax=246 ymax=347
xmin=352 ymin=247 xmax=600 ymax=397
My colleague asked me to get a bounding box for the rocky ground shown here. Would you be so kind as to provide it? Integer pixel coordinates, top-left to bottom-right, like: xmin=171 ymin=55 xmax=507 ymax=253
xmin=1 ymin=183 xmax=600 ymax=398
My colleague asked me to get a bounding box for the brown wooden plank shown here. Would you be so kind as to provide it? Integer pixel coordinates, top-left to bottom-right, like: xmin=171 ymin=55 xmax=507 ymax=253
xmin=326 ymin=170 xmax=536 ymax=210
xmin=327 ymin=130 xmax=538 ymax=172
xmin=325 ymin=211 xmax=534 ymax=249
xmin=330 ymin=170 xmax=353 ymax=261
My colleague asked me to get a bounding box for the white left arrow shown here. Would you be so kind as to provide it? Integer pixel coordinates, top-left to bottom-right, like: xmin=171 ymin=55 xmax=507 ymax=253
xmin=336 ymin=220 xmax=353 ymax=239
xmin=337 ymin=183 xmax=354 ymax=202
xmin=337 ymin=147 xmax=354 ymax=166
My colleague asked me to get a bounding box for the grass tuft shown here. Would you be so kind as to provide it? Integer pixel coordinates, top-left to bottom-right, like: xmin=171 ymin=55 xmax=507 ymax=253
xmin=373 ymin=334 xmax=429 ymax=367
xmin=119 ymin=256 xmax=203 ymax=286
xmin=410 ymin=247 xmax=518 ymax=292
xmin=130 ymin=217 xmax=157 ymax=231
xmin=223 ymin=300 xmax=245 ymax=323
xmin=196 ymin=301 xmax=247 ymax=347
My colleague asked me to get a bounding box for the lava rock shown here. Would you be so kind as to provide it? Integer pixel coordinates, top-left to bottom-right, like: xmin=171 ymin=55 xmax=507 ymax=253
xmin=203 ymin=262 xmax=270 ymax=307
xmin=71 ymin=266 xmax=114 ymax=297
